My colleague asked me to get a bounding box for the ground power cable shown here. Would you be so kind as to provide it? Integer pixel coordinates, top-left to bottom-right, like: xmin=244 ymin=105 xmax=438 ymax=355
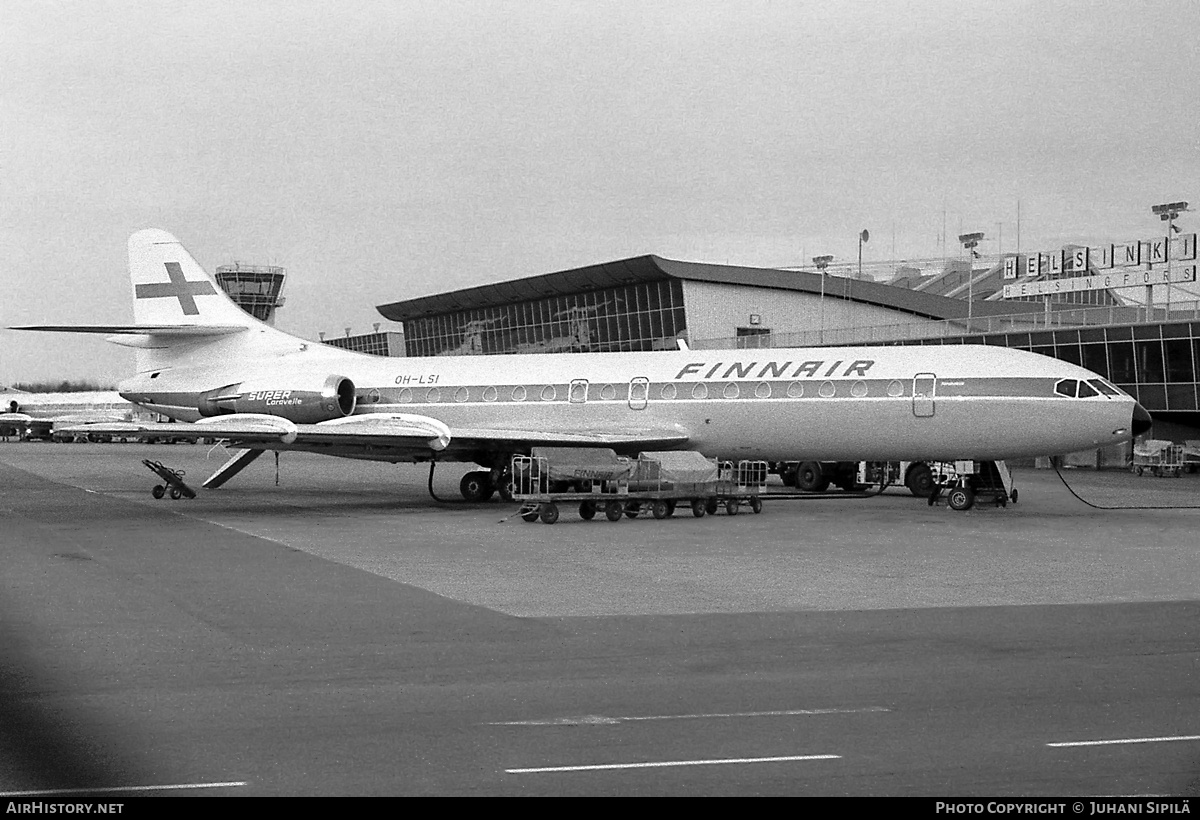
xmin=1053 ymin=461 xmax=1200 ymax=510
xmin=762 ymin=480 xmax=891 ymax=501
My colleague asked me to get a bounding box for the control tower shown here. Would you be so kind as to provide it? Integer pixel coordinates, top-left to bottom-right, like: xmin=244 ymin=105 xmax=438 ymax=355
xmin=214 ymin=262 xmax=287 ymax=324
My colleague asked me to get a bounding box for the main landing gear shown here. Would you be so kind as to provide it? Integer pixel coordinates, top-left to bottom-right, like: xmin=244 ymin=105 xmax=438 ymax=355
xmin=459 ymin=471 xmax=495 ymax=503
xmin=458 ymin=463 xmax=515 ymax=503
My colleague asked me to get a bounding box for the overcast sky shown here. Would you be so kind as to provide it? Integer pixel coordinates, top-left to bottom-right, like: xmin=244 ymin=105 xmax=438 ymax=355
xmin=3 ymin=0 xmax=1198 ymax=385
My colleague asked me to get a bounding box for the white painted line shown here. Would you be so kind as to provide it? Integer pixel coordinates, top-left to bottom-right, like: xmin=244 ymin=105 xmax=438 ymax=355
xmin=1048 ymin=735 xmax=1200 ymax=748
xmin=508 ymin=754 xmax=840 ymax=774
xmin=0 ymin=781 xmax=248 ymax=797
xmin=489 ymin=706 xmax=889 ymax=726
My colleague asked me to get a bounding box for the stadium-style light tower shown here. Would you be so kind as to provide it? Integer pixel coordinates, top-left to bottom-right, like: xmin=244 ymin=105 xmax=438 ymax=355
xmin=857 ymin=229 xmax=869 ymax=280
xmin=958 ymin=232 xmax=985 ymax=330
xmin=814 ymin=254 xmax=833 ymax=342
xmin=1151 ymin=201 xmax=1190 ymax=314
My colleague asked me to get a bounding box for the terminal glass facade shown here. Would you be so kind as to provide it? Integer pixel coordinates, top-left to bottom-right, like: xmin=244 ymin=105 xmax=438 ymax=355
xmin=899 ymin=321 xmax=1200 ymax=414
xmin=323 ymin=331 xmax=405 ymax=357
xmin=404 ymin=280 xmax=687 ymax=357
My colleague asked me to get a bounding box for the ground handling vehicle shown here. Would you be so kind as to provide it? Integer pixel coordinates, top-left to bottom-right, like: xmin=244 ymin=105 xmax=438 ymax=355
xmin=1131 ymin=439 xmax=1185 ymax=477
xmin=925 ymin=460 xmax=1016 ymax=510
xmin=509 ymin=447 xmax=768 ymax=524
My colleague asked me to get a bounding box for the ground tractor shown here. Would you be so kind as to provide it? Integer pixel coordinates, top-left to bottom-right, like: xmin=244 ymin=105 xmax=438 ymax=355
xmin=774 ymin=460 xmax=937 ymax=498
xmin=773 ymin=459 xmax=1015 ymax=511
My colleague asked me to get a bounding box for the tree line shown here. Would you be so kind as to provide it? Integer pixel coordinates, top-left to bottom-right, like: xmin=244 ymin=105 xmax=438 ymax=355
xmin=8 ymin=380 xmax=115 ymax=393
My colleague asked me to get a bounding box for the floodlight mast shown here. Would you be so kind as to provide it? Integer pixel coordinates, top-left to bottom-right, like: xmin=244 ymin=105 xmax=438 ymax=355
xmin=1151 ymin=201 xmax=1191 ymax=314
xmin=857 ymin=229 xmax=869 ymax=280
xmin=813 ymin=254 xmax=833 ymax=342
xmin=958 ymin=232 xmax=985 ymax=330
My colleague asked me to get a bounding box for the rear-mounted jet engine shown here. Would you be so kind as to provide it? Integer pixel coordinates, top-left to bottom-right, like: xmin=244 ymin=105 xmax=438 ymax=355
xmin=201 ymin=374 xmax=356 ymax=423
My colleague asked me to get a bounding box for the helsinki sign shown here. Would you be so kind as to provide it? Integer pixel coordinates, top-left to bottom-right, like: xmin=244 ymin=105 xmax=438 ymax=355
xmin=1001 ymin=232 xmax=1197 ymax=298
xmin=1003 ymin=265 xmax=1197 ymax=298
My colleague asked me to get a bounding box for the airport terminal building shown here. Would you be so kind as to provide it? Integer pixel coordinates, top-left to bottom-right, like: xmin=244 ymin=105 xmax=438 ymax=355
xmin=375 ymin=255 xmax=1046 ymax=358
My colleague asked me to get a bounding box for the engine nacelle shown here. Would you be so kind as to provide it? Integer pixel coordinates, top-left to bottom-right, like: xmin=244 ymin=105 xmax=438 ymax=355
xmin=201 ymin=374 xmax=356 ymax=423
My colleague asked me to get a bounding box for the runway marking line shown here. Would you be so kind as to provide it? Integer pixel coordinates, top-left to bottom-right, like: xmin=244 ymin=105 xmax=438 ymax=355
xmin=507 ymin=754 xmax=840 ymax=774
xmin=1048 ymin=735 xmax=1200 ymax=747
xmin=0 ymin=781 xmax=248 ymax=796
xmin=489 ymin=706 xmax=889 ymax=726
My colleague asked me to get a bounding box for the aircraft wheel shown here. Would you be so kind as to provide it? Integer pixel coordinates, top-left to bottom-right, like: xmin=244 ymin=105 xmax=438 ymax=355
xmin=1010 ymin=488 xmax=1018 ymax=504
xmin=605 ymin=502 xmax=623 ymax=522
xmin=1134 ymin=466 xmax=1144 ymax=476
xmin=539 ymin=502 xmax=559 ymax=524
xmin=460 ymin=471 xmax=495 ymax=502
xmin=494 ymin=463 xmax=515 ymax=502
xmin=651 ymin=500 xmax=670 ymax=519
xmin=947 ymin=486 xmax=975 ymax=511
xmin=690 ymin=498 xmax=706 ymax=518
xmin=750 ymin=496 xmax=762 ymax=514
xmin=521 ymin=508 xmax=539 ymax=523
xmin=151 ymin=485 xmax=166 ymax=499
xmin=725 ymin=499 xmax=739 ymax=515
xmin=704 ymin=497 xmax=718 ymax=516
xmin=624 ymin=502 xmax=641 ymax=519
xmin=169 ymin=486 xmax=183 ymax=501
xmin=579 ymin=501 xmax=597 ymax=520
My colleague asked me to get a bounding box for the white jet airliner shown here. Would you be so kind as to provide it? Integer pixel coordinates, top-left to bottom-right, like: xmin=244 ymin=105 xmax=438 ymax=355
xmin=13 ymin=229 xmax=1150 ymax=500
xmin=0 ymin=387 xmax=138 ymax=439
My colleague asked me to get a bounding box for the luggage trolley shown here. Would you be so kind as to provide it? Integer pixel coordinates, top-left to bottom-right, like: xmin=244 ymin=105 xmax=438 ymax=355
xmin=509 ymin=449 xmax=767 ymax=524
xmin=510 ymin=448 xmax=634 ymax=524
xmin=1183 ymin=441 xmax=1200 ymax=473
xmin=624 ymin=451 xmax=728 ymax=520
xmin=705 ymin=459 xmax=769 ymax=516
xmin=1131 ymin=439 xmax=1185 ymax=477
xmin=142 ymin=458 xmax=197 ymax=500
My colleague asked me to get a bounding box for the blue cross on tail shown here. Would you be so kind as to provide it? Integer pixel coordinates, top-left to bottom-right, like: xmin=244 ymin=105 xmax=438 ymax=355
xmin=134 ymin=262 xmax=217 ymax=316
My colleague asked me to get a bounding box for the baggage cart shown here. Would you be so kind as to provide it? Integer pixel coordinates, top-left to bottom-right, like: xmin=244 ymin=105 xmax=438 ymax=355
xmin=509 ymin=448 xmax=767 ymax=524
xmin=1182 ymin=440 xmax=1200 ymax=473
xmin=1131 ymin=439 xmax=1184 ymax=477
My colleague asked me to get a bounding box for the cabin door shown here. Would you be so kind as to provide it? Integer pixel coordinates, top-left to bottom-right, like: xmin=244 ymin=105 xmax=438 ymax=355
xmin=628 ymin=377 xmax=649 ymax=410
xmin=912 ymin=373 xmax=936 ymax=418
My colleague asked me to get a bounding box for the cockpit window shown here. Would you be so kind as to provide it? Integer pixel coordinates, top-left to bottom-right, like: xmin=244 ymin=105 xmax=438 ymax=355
xmin=1055 ymin=379 xmax=1078 ymax=397
xmin=1092 ymin=378 xmax=1124 ymax=397
xmin=1076 ymin=381 xmax=1099 ymax=398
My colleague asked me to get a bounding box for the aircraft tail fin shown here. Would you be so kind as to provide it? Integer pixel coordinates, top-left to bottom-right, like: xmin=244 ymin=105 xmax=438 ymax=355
xmin=128 ymin=229 xmax=257 ymax=328
xmin=12 ymin=229 xmax=317 ymax=375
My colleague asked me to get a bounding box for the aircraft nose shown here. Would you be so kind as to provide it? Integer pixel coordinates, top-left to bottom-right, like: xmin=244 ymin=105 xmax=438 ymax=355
xmin=1131 ymin=402 xmax=1152 ymax=437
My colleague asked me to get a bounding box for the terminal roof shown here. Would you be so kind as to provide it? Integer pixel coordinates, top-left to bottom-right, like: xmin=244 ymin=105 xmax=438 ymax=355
xmin=376 ymin=254 xmax=1045 ymax=323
